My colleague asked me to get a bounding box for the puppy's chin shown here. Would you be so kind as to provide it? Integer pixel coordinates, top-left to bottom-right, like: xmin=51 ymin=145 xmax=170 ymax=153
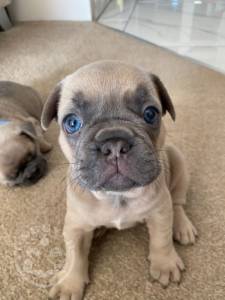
xmin=95 ymin=173 xmax=138 ymax=192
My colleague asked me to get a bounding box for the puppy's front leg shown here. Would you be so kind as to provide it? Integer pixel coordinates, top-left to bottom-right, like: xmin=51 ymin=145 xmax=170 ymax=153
xmin=49 ymin=220 xmax=93 ymax=300
xmin=146 ymin=189 xmax=185 ymax=287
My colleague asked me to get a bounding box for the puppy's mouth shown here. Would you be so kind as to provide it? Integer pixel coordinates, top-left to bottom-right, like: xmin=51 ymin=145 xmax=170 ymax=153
xmin=95 ymin=160 xmax=136 ymax=191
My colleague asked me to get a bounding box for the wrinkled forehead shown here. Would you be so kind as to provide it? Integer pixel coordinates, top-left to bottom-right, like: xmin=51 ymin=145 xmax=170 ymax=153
xmin=61 ymin=63 xmax=157 ymax=98
xmin=58 ymin=63 xmax=159 ymax=120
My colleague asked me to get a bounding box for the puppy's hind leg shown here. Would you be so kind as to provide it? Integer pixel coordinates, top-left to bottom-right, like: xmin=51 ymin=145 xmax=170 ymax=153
xmin=173 ymin=205 xmax=198 ymax=245
xmin=166 ymin=145 xmax=198 ymax=245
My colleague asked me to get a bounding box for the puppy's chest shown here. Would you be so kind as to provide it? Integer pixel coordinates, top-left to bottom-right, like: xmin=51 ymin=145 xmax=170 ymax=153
xmin=69 ymin=186 xmax=159 ymax=230
xmin=93 ymin=194 xmax=156 ymax=230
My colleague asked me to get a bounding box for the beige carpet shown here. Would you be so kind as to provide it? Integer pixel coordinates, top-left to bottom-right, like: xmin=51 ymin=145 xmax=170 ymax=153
xmin=0 ymin=22 xmax=225 ymax=300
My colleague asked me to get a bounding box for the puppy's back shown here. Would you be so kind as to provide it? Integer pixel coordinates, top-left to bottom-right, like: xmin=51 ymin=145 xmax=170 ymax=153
xmin=0 ymin=81 xmax=43 ymax=120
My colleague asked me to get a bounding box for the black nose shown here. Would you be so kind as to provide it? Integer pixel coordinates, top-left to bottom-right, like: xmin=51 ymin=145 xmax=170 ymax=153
xmin=100 ymin=139 xmax=133 ymax=158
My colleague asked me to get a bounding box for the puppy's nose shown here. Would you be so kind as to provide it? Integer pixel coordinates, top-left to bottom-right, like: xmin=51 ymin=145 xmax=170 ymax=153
xmin=95 ymin=127 xmax=134 ymax=159
xmin=100 ymin=139 xmax=132 ymax=158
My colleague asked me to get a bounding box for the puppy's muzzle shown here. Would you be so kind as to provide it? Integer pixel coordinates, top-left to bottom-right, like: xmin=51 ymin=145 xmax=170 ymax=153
xmin=10 ymin=155 xmax=47 ymax=186
xmin=22 ymin=156 xmax=47 ymax=185
xmin=75 ymin=125 xmax=160 ymax=191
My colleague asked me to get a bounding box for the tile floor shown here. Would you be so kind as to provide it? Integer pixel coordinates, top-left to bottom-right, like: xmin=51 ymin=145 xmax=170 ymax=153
xmin=98 ymin=0 xmax=225 ymax=74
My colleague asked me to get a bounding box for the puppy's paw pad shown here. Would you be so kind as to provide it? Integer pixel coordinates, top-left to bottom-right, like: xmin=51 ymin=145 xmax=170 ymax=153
xmin=173 ymin=216 xmax=198 ymax=245
xmin=149 ymin=249 xmax=185 ymax=287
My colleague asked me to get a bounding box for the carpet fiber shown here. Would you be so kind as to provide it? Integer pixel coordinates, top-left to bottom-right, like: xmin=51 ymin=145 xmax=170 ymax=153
xmin=0 ymin=22 xmax=225 ymax=300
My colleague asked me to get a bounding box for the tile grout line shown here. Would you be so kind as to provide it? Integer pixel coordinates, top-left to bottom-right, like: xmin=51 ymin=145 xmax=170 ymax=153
xmin=123 ymin=0 xmax=138 ymax=32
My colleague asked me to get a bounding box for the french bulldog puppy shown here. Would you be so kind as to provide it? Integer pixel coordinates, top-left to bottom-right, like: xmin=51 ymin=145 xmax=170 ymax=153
xmin=41 ymin=61 xmax=197 ymax=300
xmin=0 ymin=81 xmax=52 ymax=186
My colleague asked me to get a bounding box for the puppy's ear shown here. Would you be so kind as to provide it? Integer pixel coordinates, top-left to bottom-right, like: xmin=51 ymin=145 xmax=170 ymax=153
xmin=41 ymin=83 xmax=61 ymax=130
xmin=26 ymin=117 xmax=53 ymax=153
xmin=151 ymin=74 xmax=176 ymax=121
xmin=19 ymin=121 xmax=37 ymax=140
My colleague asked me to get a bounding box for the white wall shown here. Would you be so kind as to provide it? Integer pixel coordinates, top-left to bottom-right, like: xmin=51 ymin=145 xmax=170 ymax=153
xmin=9 ymin=0 xmax=92 ymax=21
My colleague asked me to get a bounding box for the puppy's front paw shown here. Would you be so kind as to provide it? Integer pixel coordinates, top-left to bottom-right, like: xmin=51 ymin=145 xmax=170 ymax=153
xmin=49 ymin=270 xmax=87 ymax=300
xmin=173 ymin=211 xmax=198 ymax=245
xmin=149 ymin=248 xmax=185 ymax=287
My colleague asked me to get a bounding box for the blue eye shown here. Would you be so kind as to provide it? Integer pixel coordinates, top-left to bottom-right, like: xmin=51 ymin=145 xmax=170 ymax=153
xmin=63 ymin=114 xmax=82 ymax=134
xmin=143 ymin=106 xmax=159 ymax=124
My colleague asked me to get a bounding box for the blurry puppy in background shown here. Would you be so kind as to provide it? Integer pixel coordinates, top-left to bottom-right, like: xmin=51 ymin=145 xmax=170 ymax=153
xmin=0 ymin=81 xmax=52 ymax=186
xmin=42 ymin=60 xmax=197 ymax=300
